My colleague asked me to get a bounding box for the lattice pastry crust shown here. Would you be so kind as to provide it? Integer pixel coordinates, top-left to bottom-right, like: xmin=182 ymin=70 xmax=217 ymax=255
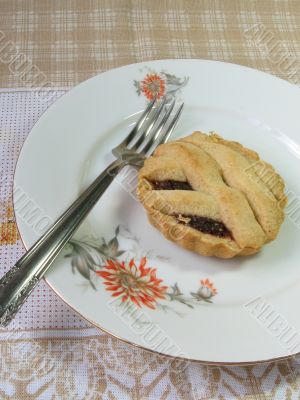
xmin=137 ymin=132 xmax=287 ymax=258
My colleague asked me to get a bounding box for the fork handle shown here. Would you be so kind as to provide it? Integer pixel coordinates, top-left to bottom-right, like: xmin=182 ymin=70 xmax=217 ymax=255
xmin=0 ymin=158 xmax=127 ymax=327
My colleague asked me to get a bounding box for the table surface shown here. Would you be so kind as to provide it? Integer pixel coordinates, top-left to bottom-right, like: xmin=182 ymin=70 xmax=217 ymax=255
xmin=1 ymin=1 xmax=300 ymax=399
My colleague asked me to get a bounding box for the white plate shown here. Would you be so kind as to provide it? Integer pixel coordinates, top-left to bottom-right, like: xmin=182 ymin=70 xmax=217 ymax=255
xmin=14 ymin=59 xmax=300 ymax=364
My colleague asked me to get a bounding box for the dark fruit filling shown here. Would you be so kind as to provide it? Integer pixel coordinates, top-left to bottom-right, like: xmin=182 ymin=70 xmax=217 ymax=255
xmin=175 ymin=214 xmax=231 ymax=238
xmin=152 ymin=180 xmax=192 ymax=190
xmin=151 ymin=180 xmax=231 ymax=238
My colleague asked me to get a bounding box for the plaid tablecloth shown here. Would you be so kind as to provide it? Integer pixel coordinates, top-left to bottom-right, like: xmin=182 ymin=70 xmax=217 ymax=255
xmin=1 ymin=1 xmax=300 ymax=399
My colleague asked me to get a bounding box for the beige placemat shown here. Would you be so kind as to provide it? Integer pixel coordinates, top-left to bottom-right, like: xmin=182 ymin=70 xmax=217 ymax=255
xmin=0 ymin=0 xmax=300 ymax=89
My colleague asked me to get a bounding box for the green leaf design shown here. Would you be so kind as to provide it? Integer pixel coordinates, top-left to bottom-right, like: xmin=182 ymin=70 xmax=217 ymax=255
xmin=133 ymin=80 xmax=141 ymax=95
xmin=66 ymin=225 xmax=217 ymax=315
xmin=108 ymin=237 xmax=119 ymax=254
xmin=167 ymin=283 xmax=194 ymax=309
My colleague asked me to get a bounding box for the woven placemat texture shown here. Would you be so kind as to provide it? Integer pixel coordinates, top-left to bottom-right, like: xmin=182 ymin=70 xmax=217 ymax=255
xmin=0 ymin=1 xmax=300 ymax=88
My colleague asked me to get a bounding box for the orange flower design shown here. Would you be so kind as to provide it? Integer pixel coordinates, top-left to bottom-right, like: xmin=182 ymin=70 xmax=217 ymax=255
xmin=200 ymin=278 xmax=218 ymax=295
xmin=140 ymin=73 xmax=166 ymax=100
xmin=97 ymin=257 xmax=168 ymax=309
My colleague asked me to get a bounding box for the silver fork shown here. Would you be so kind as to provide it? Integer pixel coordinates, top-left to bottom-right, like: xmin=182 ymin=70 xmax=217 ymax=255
xmin=0 ymin=95 xmax=184 ymax=326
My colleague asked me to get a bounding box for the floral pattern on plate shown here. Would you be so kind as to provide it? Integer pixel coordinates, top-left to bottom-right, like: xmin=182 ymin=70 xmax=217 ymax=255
xmin=134 ymin=68 xmax=189 ymax=100
xmin=65 ymin=226 xmax=217 ymax=316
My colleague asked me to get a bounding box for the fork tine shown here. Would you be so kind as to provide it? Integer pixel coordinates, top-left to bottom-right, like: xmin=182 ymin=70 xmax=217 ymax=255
xmin=139 ymin=98 xmax=176 ymax=154
xmin=129 ymin=96 xmax=167 ymax=151
xmin=120 ymin=97 xmax=156 ymax=147
xmin=147 ymin=102 xmax=184 ymax=155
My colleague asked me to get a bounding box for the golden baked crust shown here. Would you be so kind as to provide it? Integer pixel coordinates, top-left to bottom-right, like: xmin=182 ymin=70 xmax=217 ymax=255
xmin=137 ymin=132 xmax=287 ymax=258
